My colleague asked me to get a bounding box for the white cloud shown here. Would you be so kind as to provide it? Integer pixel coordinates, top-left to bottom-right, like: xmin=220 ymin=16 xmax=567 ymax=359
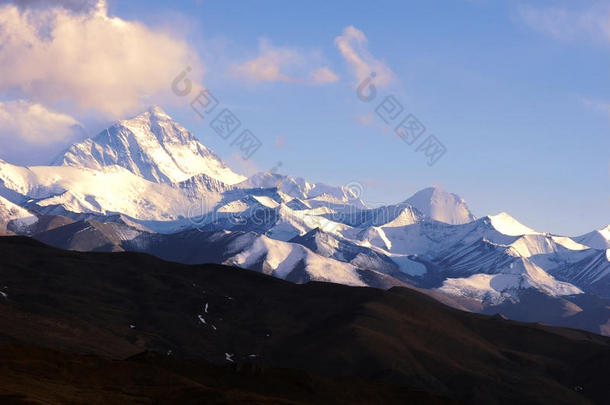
xmin=520 ymin=3 xmax=610 ymax=45
xmin=0 ymin=1 xmax=204 ymax=118
xmin=231 ymin=39 xmax=298 ymax=83
xmin=334 ymin=26 xmax=394 ymax=87
xmin=581 ymin=97 xmax=610 ymax=117
xmin=0 ymin=100 xmax=82 ymax=144
xmin=310 ymin=66 xmax=339 ymax=85
xmin=230 ymin=39 xmax=339 ymax=85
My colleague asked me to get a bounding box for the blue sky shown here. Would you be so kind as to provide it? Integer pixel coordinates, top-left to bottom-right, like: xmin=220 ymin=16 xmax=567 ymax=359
xmin=0 ymin=0 xmax=608 ymax=235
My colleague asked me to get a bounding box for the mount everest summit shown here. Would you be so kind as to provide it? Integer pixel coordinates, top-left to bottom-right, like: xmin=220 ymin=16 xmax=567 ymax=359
xmin=1 ymin=106 xmax=609 ymax=335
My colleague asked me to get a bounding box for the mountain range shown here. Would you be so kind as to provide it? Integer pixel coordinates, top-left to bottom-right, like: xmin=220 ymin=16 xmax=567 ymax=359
xmin=1 ymin=106 xmax=609 ymax=335
xmin=1 ymin=236 xmax=608 ymax=405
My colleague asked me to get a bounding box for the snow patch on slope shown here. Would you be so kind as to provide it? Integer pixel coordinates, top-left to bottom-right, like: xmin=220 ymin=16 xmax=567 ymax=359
xmin=225 ymin=234 xmax=365 ymax=286
xmin=509 ymin=234 xmax=587 ymax=258
xmin=0 ymin=160 xmax=200 ymax=221
xmin=439 ymin=259 xmax=582 ymax=304
xmin=0 ymin=195 xmax=38 ymax=232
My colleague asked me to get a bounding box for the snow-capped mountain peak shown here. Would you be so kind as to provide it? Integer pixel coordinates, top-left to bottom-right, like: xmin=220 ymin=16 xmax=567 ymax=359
xmin=404 ymin=186 xmax=475 ymax=225
xmin=54 ymin=106 xmax=246 ymax=185
xmin=487 ymin=212 xmax=538 ymax=236
xmin=147 ymin=105 xmax=172 ymax=119
xmin=574 ymin=225 xmax=610 ymax=250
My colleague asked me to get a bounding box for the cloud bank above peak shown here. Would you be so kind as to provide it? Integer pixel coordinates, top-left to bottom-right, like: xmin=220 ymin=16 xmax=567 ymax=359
xmin=0 ymin=0 xmax=204 ymax=119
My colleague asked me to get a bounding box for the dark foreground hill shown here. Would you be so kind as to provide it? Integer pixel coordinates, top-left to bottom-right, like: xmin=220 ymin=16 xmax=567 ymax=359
xmin=0 ymin=236 xmax=609 ymax=404
xmin=0 ymin=344 xmax=456 ymax=405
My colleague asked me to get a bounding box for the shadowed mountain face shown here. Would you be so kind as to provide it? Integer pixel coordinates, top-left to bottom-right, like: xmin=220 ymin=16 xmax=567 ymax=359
xmin=0 ymin=236 xmax=609 ymax=405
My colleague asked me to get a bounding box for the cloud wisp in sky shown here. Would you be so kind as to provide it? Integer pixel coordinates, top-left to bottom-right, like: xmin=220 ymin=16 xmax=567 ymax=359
xmin=310 ymin=66 xmax=340 ymax=85
xmin=230 ymin=39 xmax=339 ymax=85
xmin=519 ymin=2 xmax=610 ymax=46
xmin=581 ymin=97 xmax=610 ymax=119
xmin=334 ymin=26 xmax=395 ymax=87
xmin=230 ymin=39 xmax=298 ymax=83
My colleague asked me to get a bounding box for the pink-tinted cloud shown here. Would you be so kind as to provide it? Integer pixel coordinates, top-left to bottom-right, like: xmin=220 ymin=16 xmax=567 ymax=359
xmin=310 ymin=66 xmax=339 ymax=84
xmin=0 ymin=100 xmax=82 ymax=144
xmin=0 ymin=0 xmax=204 ymax=118
xmin=231 ymin=39 xmax=298 ymax=83
xmin=230 ymin=39 xmax=339 ymax=85
xmin=334 ymin=26 xmax=394 ymax=87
